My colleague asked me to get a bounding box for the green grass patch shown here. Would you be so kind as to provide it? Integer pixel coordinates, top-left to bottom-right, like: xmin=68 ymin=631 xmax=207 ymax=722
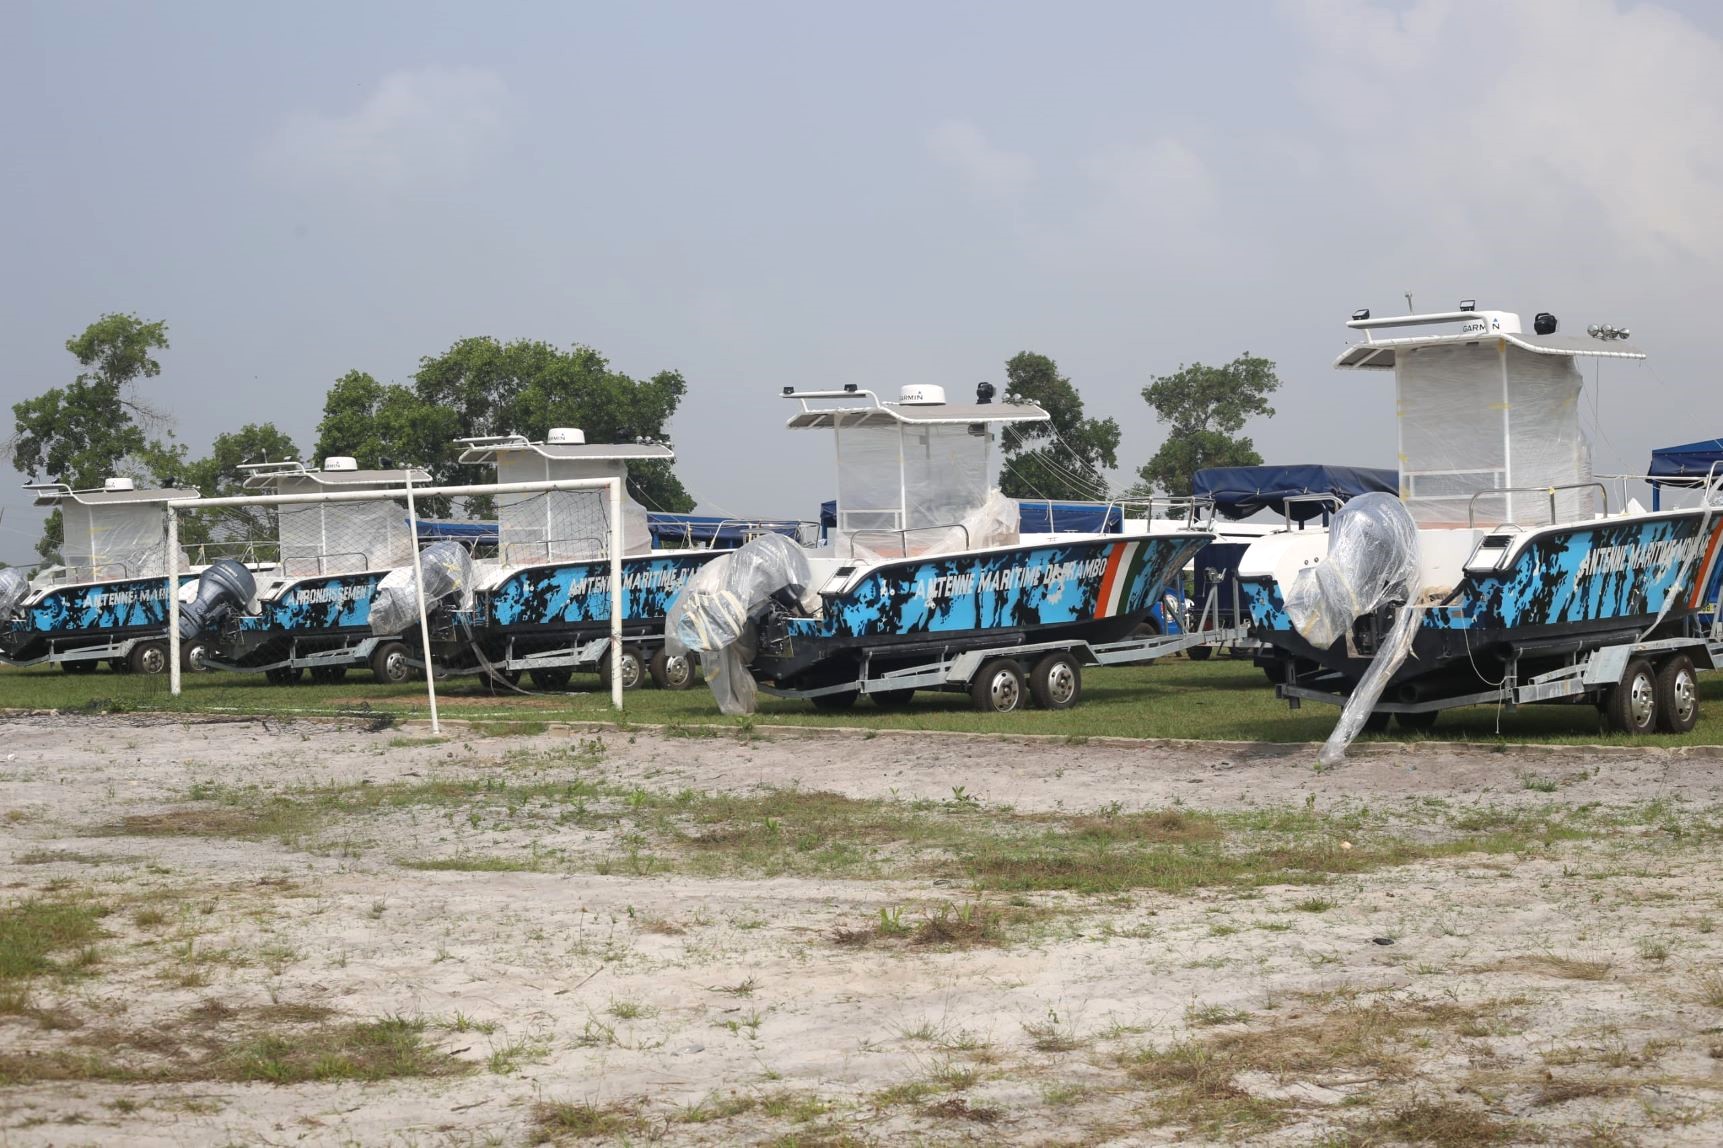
xmin=0 ymin=897 xmax=107 ymax=981
xmin=13 ymin=656 xmax=1723 ymax=745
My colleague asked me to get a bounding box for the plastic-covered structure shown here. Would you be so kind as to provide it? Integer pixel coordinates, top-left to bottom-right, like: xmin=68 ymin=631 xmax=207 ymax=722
xmin=369 ymin=541 xmax=477 ymax=637
xmin=413 ymin=513 xmax=808 ymax=549
xmin=1194 ymin=465 xmax=1397 ymax=523
xmin=1282 ymin=492 xmax=1422 ymax=764
xmin=665 ymin=534 xmax=815 ymax=714
xmin=819 ymin=498 xmax=1122 ymax=540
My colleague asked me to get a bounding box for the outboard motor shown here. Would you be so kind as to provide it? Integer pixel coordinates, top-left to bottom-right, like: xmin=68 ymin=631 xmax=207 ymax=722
xmin=0 ymin=568 xmax=27 ymax=619
xmin=1281 ymin=492 xmax=1423 ymax=766
xmin=369 ymin=541 xmax=475 ymax=636
xmin=178 ymin=559 xmax=256 ymax=640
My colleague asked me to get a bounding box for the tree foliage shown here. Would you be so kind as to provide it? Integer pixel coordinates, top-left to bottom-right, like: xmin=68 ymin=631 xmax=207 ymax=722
xmin=998 ymin=352 xmax=1122 ymax=502
xmin=315 ymin=339 xmax=695 ymax=514
xmin=10 ymin=314 xmax=175 ymax=562
xmin=1136 ymin=354 xmax=1281 ymax=498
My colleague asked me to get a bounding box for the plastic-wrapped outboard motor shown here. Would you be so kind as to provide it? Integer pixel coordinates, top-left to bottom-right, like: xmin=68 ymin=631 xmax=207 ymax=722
xmin=178 ymin=559 xmax=257 ymax=640
xmin=369 ymin=541 xmax=476 ymax=637
xmin=1282 ymin=492 xmax=1422 ymax=766
xmin=665 ymin=533 xmax=816 ymax=715
xmin=0 ymin=568 xmax=28 ymax=619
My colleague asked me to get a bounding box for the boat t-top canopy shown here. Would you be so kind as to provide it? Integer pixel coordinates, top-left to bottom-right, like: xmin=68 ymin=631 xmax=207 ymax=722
xmin=783 ymin=386 xmax=1048 ymax=429
xmin=1336 ymin=309 xmax=1645 ymax=369
xmin=238 ymin=459 xmax=430 ymax=489
xmin=455 ymin=432 xmax=674 ymax=466
xmin=1330 ymin=304 xmax=1641 ymax=527
xmin=26 ymin=479 xmax=200 ymax=507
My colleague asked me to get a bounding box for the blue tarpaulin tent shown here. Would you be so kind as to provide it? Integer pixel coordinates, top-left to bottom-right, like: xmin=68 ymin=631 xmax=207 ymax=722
xmin=414 ymin=515 xmax=799 ymax=548
xmin=1193 ymin=464 xmax=1398 ymax=522
xmin=1649 ymin=439 xmax=1723 ymax=510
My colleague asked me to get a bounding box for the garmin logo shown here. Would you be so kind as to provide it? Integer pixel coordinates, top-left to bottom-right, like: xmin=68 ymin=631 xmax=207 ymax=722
xmin=1575 ymin=537 xmax=1696 ymax=579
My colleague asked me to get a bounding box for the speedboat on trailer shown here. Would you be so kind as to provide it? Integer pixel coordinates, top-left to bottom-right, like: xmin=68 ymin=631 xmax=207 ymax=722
xmin=380 ymin=430 xmax=744 ymax=691
xmin=668 ymin=384 xmax=1214 ymax=714
xmin=0 ymin=479 xmax=201 ymax=674
xmin=186 ymin=458 xmax=429 ymax=683
xmin=1236 ymin=303 xmax=1723 ymax=756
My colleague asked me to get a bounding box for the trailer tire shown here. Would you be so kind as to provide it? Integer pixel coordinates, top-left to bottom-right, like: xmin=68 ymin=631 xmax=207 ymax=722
xmin=971 ymin=659 xmax=1026 ymax=714
xmin=597 ymin=645 xmax=645 ymax=691
xmin=1186 ymin=645 xmax=1213 ymax=662
xmin=1654 ymin=655 xmax=1700 ymax=734
xmin=1362 ymin=711 xmax=1391 ymax=733
xmin=1605 ymin=658 xmax=1657 ymax=735
xmin=1030 ymin=652 xmax=1082 ymax=710
xmin=486 ymin=667 xmax=522 ymax=687
xmin=871 ymin=688 xmax=915 ymax=709
xmin=265 ymin=666 xmax=303 ymax=685
xmin=530 ymin=667 xmax=574 ymax=690
xmin=649 ymin=649 xmax=697 ymax=690
xmin=309 ymin=666 xmax=348 ymax=685
xmin=1396 ymin=710 xmax=1439 ymax=731
xmin=109 ymin=658 xmax=132 ymax=673
xmin=128 ymin=641 xmax=169 ymax=675
xmin=181 ymin=642 xmax=208 ymax=673
xmin=811 ymin=690 xmax=859 ymax=711
xmin=371 ymin=640 xmax=412 ymax=685
xmin=61 ymin=659 xmax=97 ymax=674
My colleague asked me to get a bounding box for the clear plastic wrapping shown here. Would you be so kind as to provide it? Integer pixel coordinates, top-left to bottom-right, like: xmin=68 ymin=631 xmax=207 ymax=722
xmin=838 ymin=488 xmax=1020 ymax=561
xmin=0 ymin=568 xmax=27 ymax=618
xmin=494 ymin=454 xmax=653 ymax=563
xmin=369 ymin=541 xmax=477 ymax=636
xmin=666 ymin=533 xmax=814 ymax=715
xmin=1281 ymin=492 xmax=1424 ymax=765
xmin=1397 ymin=342 xmax=1591 ymax=526
xmin=60 ymin=502 xmax=172 ymax=579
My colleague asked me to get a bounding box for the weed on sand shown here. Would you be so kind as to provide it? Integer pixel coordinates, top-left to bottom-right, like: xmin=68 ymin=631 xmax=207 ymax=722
xmin=0 ymin=897 xmax=108 ymax=981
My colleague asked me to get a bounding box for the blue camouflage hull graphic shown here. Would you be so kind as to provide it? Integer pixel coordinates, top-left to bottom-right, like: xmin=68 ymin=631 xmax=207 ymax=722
xmin=755 ymin=534 xmax=1209 ymax=685
xmin=483 ymin=553 xmax=722 ymax=631
xmin=208 ymin=572 xmax=386 ymax=668
xmin=1 ymin=574 xmax=192 ymax=663
xmin=1245 ymin=511 xmax=1719 ymax=682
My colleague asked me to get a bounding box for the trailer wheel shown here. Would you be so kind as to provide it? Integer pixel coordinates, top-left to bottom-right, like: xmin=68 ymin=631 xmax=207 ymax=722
xmin=128 ymin=641 xmax=169 ymax=675
xmin=265 ymin=666 xmax=304 ymax=685
xmin=109 ymin=658 xmax=132 ymax=673
xmin=1030 ymin=652 xmax=1082 ymax=710
xmin=486 ymin=667 xmax=522 ymax=687
xmin=309 ymin=666 xmax=348 ymax=685
xmin=970 ymin=659 xmax=1026 ymax=714
xmin=371 ymin=640 xmax=412 ymax=684
xmin=597 ymin=645 xmax=645 ymax=691
xmin=649 ymin=649 xmax=697 ymax=690
xmin=811 ymin=690 xmax=859 ymax=711
xmin=181 ymin=642 xmax=208 ymax=673
xmin=1604 ymin=658 xmax=1657 ymax=735
xmin=530 ymin=667 xmax=574 ymax=690
xmin=61 ymin=659 xmax=97 ymax=674
xmin=1396 ymin=710 xmax=1439 ymax=732
xmin=1186 ymin=645 xmax=1213 ymax=662
xmin=871 ymin=688 xmax=915 ymax=709
xmin=1654 ymin=655 xmax=1700 ymax=734
xmin=1362 ymin=711 xmax=1391 ymax=733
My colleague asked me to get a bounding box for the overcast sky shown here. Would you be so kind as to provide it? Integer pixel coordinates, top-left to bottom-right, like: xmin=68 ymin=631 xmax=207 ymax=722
xmin=4 ymin=0 xmax=1722 ymax=564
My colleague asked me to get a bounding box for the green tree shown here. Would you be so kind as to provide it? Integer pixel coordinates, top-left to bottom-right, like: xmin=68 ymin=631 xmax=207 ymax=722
xmin=177 ymin=423 xmax=300 ymax=554
xmin=315 ymin=340 xmax=696 ymax=515
xmin=998 ymin=352 xmax=1121 ymax=501
xmin=10 ymin=314 xmax=175 ymax=563
xmin=1136 ymin=354 xmax=1281 ymax=498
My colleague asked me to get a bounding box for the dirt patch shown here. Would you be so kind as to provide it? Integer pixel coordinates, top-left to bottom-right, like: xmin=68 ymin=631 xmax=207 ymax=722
xmin=0 ymin=713 xmax=1722 ymax=1144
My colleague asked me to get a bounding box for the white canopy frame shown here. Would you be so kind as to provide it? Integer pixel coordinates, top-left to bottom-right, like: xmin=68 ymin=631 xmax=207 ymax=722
xmin=164 ymin=476 xmax=627 ymax=728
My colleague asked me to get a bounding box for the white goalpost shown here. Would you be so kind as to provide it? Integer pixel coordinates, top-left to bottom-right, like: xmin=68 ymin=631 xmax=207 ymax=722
xmin=164 ymin=475 xmax=628 ymax=728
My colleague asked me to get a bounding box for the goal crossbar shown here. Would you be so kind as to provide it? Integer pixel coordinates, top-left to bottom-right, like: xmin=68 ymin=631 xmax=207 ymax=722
xmin=164 ymin=476 xmax=627 ymax=723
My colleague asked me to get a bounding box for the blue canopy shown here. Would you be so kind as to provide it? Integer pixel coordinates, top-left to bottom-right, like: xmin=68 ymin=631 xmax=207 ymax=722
xmin=414 ymin=514 xmax=799 ymax=548
xmin=820 ymin=499 xmax=1124 ymax=534
xmin=1648 ymin=440 xmax=1723 ymax=510
xmin=1193 ymin=464 xmax=1398 ymax=522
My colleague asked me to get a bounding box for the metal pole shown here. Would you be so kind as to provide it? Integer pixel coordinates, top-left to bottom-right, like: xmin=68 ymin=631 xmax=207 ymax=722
xmin=167 ymin=507 xmax=181 ymax=698
xmin=609 ymin=475 xmax=624 ymax=712
xmin=404 ymin=475 xmax=440 ymax=735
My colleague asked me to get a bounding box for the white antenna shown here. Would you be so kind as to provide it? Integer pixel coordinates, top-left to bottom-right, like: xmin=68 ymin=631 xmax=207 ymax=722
xmin=1404 ymin=291 xmax=1414 ymax=313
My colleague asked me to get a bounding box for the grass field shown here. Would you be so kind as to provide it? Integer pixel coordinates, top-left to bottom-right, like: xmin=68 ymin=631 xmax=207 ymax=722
xmin=8 ymin=654 xmax=1723 ymax=746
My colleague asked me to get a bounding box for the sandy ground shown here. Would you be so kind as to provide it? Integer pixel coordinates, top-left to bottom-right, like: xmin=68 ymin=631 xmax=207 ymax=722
xmin=3 ymin=715 xmax=1723 ymax=1145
